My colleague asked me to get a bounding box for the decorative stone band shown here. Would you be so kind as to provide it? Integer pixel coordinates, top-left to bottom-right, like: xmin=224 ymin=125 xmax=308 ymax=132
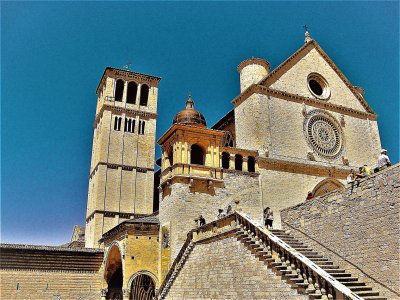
xmin=85 ymin=210 xmax=150 ymax=222
xmin=89 ymin=162 xmax=153 ymax=179
xmin=232 ymin=85 xmax=377 ymax=121
xmin=257 ymin=156 xmax=351 ymax=179
xmin=94 ymin=102 xmax=158 ymax=128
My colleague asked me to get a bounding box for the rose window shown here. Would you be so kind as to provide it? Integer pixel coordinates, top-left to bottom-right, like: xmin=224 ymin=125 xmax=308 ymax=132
xmin=304 ymin=111 xmax=343 ymax=159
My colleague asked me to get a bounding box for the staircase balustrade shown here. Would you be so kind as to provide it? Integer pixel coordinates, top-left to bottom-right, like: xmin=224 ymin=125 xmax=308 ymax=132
xmin=158 ymin=212 xmax=385 ymax=300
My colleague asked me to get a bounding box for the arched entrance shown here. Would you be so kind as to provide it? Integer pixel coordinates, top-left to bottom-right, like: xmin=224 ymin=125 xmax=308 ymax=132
xmin=129 ymin=272 xmax=156 ymax=300
xmin=104 ymin=244 xmax=123 ymax=300
xmin=312 ymin=178 xmax=345 ymax=197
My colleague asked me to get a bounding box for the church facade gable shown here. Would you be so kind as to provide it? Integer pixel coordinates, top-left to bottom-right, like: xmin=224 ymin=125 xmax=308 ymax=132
xmin=264 ymin=42 xmax=373 ymax=114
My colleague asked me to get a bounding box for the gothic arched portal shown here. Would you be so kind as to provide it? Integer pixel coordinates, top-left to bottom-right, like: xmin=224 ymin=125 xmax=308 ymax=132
xmin=129 ymin=273 xmax=156 ymax=300
xmin=312 ymin=177 xmax=345 ymax=197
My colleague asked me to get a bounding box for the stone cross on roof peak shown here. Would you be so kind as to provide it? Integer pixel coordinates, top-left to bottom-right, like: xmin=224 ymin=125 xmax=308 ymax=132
xmin=303 ymin=25 xmax=312 ymax=43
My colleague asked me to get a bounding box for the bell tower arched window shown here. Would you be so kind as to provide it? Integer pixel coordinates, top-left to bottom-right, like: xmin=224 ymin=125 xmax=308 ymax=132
xmin=115 ymin=79 xmax=124 ymax=102
xmin=190 ymin=144 xmax=204 ymax=165
xmin=127 ymin=81 xmax=137 ymax=104
xmin=140 ymin=84 xmax=149 ymax=106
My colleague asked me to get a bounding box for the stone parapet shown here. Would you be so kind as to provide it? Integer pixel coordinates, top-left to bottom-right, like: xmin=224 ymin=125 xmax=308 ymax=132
xmin=281 ymin=164 xmax=400 ymax=299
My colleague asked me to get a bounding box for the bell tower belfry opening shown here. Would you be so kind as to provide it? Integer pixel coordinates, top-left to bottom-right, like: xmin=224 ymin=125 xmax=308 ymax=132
xmin=85 ymin=67 xmax=161 ymax=248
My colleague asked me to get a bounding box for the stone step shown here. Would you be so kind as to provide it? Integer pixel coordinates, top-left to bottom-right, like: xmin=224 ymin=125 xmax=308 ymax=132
xmin=301 ymin=254 xmax=324 ymax=258
xmin=298 ymin=251 xmax=320 ymax=256
xmin=279 ymin=237 xmax=297 ymax=242
xmin=270 ymin=229 xmax=286 ymax=233
xmin=289 ymin=244 xmax=312 ymax=251
xmin=330 ymin=272 xmax=352 ymax=278
xmin=341 ymin=281 xmax=366 ymax=287
xmin=335 ymin=276 xmax=359 ymax=282
xmin=311 ymin=258 xmax=332 ymax=263
xmin=362 ymin=297 xmax=387 ymax=300
xmin=309 ymin=293 xmax=323 ymax=299
xmin=354 ymin=291 xmax=380 ymax=297
xmin=324 ymin=269 xmax=346 ymax=273
xmin=347 ymin=285 xmax=373 ymax=292
xmin=316 ymin=262 xmax=337 ymax=267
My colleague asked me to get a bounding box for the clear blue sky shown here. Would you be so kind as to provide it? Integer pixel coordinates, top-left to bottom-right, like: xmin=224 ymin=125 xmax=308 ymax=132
xmin=1 ymin=2 xmax=399 ymax=245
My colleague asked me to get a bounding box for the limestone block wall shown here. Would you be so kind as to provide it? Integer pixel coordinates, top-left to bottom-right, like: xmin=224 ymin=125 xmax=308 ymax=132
xmin=124 ymin=234 xmax=160 ymax=288
xmin=159 ymin=172 xmax=262 ymax=260
xmin=0 ymin=270 xmax=102 ymax=300
xmin=266 ymin=97 xmax=380 ymax=168
xmin=234 ymin=93 xmax=271 ymax=151
xmin=259 ymin=169 xmax=327 ymax=228
xmin=166 ymin=233 xmax=308 ymax=300
xmin=239 ymin=64 xmax=269 ymax=92
xmin=281 ymin=164 xmax=400 ymax=299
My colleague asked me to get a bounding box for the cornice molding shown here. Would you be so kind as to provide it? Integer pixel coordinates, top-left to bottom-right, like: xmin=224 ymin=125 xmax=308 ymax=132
xmin=232 ymin=85 xmax=377 ymax=121
xmin=96 ymin=67 xmax=161 ymax=94
xmin=257 ymin=156 xmax=351 ymax=179
xmin=86 ymin=210 xmax=149 ymax=222
xmin=89 ymin=162 xmax=153 ymax=179
xmin=94 ymin=104 xmax=157 ymax=128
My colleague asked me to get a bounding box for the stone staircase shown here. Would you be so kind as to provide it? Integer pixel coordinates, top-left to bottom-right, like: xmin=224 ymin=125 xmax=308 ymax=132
xmin=158 ymin=212 xmax=389 ymax=300
xmin=265 ymin=229 xmax=387 ymax=300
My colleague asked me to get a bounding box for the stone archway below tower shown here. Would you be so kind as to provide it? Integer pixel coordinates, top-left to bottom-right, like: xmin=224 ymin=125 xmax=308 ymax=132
xmin=312 ymin=177 xmax=345 ymax=197
xmin=104 ymin=244 xmax=123 ymax=300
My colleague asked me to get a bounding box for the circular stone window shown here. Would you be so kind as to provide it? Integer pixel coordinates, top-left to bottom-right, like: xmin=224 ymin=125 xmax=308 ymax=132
xmin=304 ymin=110 xmax=344 ymax=159
xmin=307 ymin=73 xmax=330 ymax=99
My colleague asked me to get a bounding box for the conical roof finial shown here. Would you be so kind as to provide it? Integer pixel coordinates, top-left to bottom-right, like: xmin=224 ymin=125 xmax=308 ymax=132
xmin=304 ymin=25 xmax=312 ymax=43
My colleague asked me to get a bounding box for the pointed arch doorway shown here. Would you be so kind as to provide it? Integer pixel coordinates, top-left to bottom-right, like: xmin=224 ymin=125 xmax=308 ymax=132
xmin=128 ymin=271 xmax=157 ymax=300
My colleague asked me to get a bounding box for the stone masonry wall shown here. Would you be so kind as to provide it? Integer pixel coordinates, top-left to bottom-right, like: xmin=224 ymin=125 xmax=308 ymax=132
xmin=281 ymin=164 xmax=400 ymax=299
xmin=166 ymin=233 xmax=307 ymax=300
xmin=159 ymin=172 xmax=262 ymax=260
xmin=0 ymin=269 xmax=102 ymax=300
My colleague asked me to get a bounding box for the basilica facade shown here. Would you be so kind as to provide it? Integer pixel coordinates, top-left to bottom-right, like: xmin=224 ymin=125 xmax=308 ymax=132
xmin=1 ymin=33 xmax=398 ymax=300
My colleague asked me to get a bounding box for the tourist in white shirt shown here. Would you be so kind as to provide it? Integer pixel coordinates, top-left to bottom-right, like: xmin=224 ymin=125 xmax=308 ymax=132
xmin=378 ymin=149 xmax=391 ymax=170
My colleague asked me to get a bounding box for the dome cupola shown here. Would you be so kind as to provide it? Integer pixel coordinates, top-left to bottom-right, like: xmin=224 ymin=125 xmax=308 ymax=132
xmin=172 ymin=95 xmax=207 ymax=127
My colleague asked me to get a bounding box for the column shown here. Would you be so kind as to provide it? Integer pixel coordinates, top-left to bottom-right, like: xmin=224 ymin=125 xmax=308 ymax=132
xmin=100 ymin=288 xmax=108 ymax=300
xmin=122 ymin=288 xmax=130 ymax=300
xmin=136 ymin=83 xmax=142 ymax=106
xmin=229 ymin=153 xmax=235 ymax=169
xmin=122 ymin=81 xmax=128 ymax=103
xmin=242 ymin=156 xmax=248 ymax=172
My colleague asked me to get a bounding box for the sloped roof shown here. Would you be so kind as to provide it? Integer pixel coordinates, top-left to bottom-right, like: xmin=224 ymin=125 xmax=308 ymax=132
xmin=259 ymin=39 xmax=376 ymax=115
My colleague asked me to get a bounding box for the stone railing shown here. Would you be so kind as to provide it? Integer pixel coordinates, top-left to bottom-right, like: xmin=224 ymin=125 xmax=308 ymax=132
xmin=235 ymin=212 xmax=363 ymax=300
xmin=160 ymin=163 xmax=223 ymax=185
xmin=158 ymin=212 xmax=364 ymax=299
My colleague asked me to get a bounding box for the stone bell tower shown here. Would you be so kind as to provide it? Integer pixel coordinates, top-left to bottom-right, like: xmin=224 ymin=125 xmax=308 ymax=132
xmin=85 ymin=67 xmax=161 ymax=248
